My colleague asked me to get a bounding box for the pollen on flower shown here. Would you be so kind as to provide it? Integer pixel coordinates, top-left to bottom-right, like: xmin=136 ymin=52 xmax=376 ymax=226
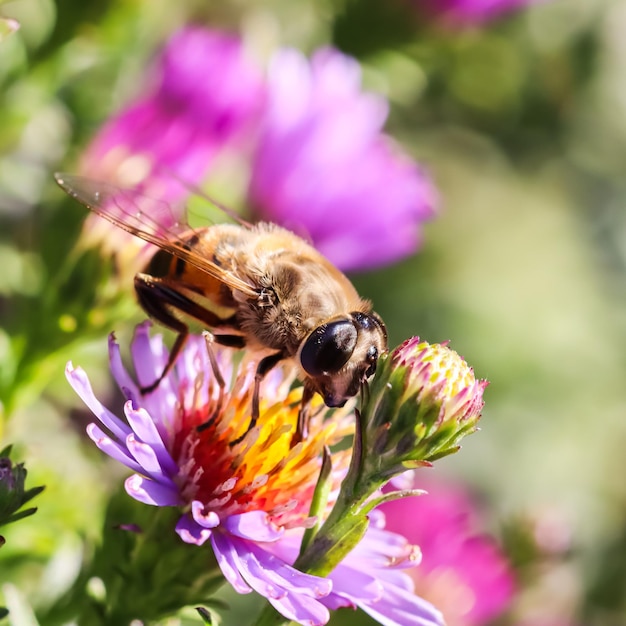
xmin=169 ymin=365 xmax=350 ymax=528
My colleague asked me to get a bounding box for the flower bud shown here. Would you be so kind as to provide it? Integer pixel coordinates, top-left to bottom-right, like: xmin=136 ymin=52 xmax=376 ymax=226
xmin=0 ymin=446 xmax=44 ymax=533
xmin=359 ymin=337 xmax=487 ymax=482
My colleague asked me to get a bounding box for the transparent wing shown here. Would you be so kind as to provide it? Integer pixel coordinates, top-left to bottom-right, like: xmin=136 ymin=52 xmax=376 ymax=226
xmin=55 ymin=173 xmax=258 ymax=298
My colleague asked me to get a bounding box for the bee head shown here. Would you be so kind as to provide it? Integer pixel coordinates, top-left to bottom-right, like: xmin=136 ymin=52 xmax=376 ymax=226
xmin=298 ymin=311 xmax=388 ymax=408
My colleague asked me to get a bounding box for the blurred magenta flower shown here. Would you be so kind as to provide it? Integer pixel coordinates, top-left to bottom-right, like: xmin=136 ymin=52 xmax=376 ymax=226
xmin=66 ymin=323 xmax=443 ymax=626
xmin=249 ymin=47 xmax=437 ymax=272
xmin=77 ymin=26 xmax=437 ymax=274
xmin=80 ymin=26 xmax=265 ymax=201
xmin=380 ymin=476 xmax=515 ymax=626
xmin=416 ymin=0 xmax=546 ymax=24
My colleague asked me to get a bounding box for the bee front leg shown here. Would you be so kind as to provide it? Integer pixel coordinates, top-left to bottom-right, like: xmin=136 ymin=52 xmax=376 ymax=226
xmin=294 ymin=383 xmax=315 ymax=445
xmin=134 ymin=274 xmax=191 ymax=394
xmin=250 ymin=352 xmax=285 ymax=431
xmin=231 ymin=351 xmax=284 ymax=445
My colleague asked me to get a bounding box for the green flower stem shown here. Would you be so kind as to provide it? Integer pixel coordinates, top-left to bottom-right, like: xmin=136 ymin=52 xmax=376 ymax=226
xmin=252 ymin=414 xmax=376 ymax=626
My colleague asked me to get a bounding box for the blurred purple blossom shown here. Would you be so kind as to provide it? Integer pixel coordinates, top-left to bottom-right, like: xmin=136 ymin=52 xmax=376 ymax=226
xmin=249 ymin=47 xmax=437 ymax=272
xmin=415 ymin=0 xmax=547 ymax=24
xmin=380 ymin=476 xmax=515 ymax=626
xmin=66 ymin=323 xmax=443 ymax=626
xmin=78 ymin=27 xmax=438 ymax=273
xmin=80 ymin=27 xmax=265 ymax=202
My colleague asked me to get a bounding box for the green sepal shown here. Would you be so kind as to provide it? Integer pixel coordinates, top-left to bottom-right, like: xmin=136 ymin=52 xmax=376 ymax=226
xmin=300 ymin=446 xmax=333 ymax=555
xmin=296 ymin=513 xmax=370 ymax=578
xmin=361 ymin=488 xmax=426 ymax=515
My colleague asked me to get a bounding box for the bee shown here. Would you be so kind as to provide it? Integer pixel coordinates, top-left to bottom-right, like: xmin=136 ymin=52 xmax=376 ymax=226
xmin=55 ymin=173 xmax=388 ymax=440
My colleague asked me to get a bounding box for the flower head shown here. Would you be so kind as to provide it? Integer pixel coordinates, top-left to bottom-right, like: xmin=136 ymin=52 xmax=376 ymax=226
xmin=81 ymin=27 xmax=264 ymax=195
xmin=381 ymin=477 xmax=515 ymax=625
xmin=249 ymin=48 xmax=437 ymax=272
xmin=0 ymin=445 xmax=44 ymax=533
xmin=358 ymin=337 xmax=487 ymax=482
xmin=73 ymin=28 xmax=437 ymax=276
xmin=66 ymin=324 xmax=443 ymax=626
xmin=78 ymin=27 xmax=265 ymax=260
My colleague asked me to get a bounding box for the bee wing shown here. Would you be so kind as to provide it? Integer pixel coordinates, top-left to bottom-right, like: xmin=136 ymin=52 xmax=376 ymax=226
xmin=55 ymin=173 xmax=258 ymax=298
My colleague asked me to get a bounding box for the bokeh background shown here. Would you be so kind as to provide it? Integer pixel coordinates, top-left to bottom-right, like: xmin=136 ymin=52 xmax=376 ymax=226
xmin=1 ymin=0 xmax=626 ymax=624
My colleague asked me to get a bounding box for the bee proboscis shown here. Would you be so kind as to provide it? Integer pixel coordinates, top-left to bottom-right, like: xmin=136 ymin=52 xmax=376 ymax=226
xmin=55 ymin=173 xmax=388 ymax=440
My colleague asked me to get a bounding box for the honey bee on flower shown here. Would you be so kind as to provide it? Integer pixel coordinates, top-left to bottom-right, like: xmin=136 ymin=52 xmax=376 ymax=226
xmin=56 ymin=172 xmax=388 ymax=443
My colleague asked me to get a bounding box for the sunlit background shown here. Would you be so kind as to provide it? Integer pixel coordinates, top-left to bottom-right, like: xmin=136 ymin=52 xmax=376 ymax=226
xmin=1 ymin=0 xmax=626 ymax=624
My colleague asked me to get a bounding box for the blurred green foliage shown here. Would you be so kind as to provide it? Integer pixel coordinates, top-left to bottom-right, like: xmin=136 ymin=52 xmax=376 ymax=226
xmin=1 ymin=0 xmax=626 ymax=624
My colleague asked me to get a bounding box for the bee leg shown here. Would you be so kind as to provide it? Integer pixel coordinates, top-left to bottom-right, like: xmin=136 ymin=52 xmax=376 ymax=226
xmin=293 ymin=383 xmax=315 ymax=446
xmin=134 ymin=275 xmax=193 ymax=394
xmin=197 ymin=333 xmax=225 ymax=433
xmin=230 ymin=351 xmax=284 ymax=446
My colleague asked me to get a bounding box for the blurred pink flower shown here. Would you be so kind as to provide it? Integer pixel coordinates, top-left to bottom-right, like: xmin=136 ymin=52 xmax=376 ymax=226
xmin=249 ymin=47 xmax=437 ymax=272
xmin=415 ymin=0 xmax=546 ymax=24
xmin=77 ymin=27 xmax=438 ymax=274
xmin=80 ymin=26 xmax=265 ymax=201
xmin=380 ymin=476 xmax=515 ymax=626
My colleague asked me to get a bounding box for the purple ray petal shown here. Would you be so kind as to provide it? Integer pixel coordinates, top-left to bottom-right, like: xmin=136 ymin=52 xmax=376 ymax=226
xmin=108 ymin=333 xmax=140 ymax=400
xmin=356 ymin=580 xmax=444 ymax=626
xmin=66 ymin=363 xmax=132 ymax=442
xmin=267 ymin=590 xmax=331 ymax=626
xmin=131 ymin=322 xmax=171 ymax=391
xmin=126 ymin=433 xmax=174 ymax=478
xmin=125 ymin=474 xmax=181 ymax=506
xmin=326 ymin=563 xmax=382 ymax=602
xmin=211 ymin=532 xmax=254 ymax=594
xmin=244 ymin=540 xmax=331 ymax=598
xmin=176 ymin=513 xmax=214 ymax=546
xmin=190 ymin=500 xmax=221 ymax=529
xmin=223 ymin=511 xmax=284 ymax=542
xmin=86 ymin=423 xmax=143 ymax=473
xmin=123 ymin=402 xmax=178 ymax=475
xmin=350 ymin=526 xmax=421 ymax=569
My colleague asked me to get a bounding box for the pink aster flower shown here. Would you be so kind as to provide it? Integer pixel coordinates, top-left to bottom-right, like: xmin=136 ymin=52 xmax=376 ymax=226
xmin=72 ymin=27 xmax=438 ymax=275
xmin=415 ymin=0 xmax=547 ymax=25
xmin=380 ymin=476 xmax=515 ymax=626
xmin=66 ymin=322 xmax=443 ymax=626
xmin=80 ymin=26 xmax=264 ymax=209
xmin=77 ymin=26 xmax=264 ymax=261
xmin=248 ymin=47 xmax=438 ymax=272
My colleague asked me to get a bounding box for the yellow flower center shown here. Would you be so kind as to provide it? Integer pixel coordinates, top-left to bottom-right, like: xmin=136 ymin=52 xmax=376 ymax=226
xmin=171 ymin=373 xmax=352 ymax=529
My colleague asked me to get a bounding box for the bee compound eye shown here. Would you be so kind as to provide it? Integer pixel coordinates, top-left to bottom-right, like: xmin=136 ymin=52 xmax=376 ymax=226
xmin=300 ymin=321 xmax=358 ymax=377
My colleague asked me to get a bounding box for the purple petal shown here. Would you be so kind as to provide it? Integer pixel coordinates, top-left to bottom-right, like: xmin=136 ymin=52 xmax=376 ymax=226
xmin=211 ymin=532 xmax=253 ymax=593
xmin=125 ymin=474 xmax=181 ymax=506
xmin=190 ymin=500 xmax=221 ymax=529
xmin=250 ymin=46 xmax=437 ymax=273
xmin=350 ymin=526 xmax=421 ymax=569
xmin=267 ymin=592 xmax=330 ymax=626
xmin=212 ymin=534 xmax=331 ymax=626
xmin=326 ymin=564 xmax=382 ymax=603
xmin=126 ymin=433 xmax=174 ymax=478
xmin=130 ymin=322 xmax=171 ymax=392
xmin=223 ymin=511 xmax=284 ymax=542
xmin=66 ymin=363 xmax=132 ymax=442
xmin=356 ymin=581 xmax=444 ymax=626
xmin=176 ymin=513 xmax=215 ymax=546
xmin=123 ymin=402 xmax=178 ymax=475
xmin=108 ymin=333 xmax=140 ymax=400
xmin=86 ymin=423 xmax=143 ymax=474
xmin=243 ymin=540 xmax=331 ymax=598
